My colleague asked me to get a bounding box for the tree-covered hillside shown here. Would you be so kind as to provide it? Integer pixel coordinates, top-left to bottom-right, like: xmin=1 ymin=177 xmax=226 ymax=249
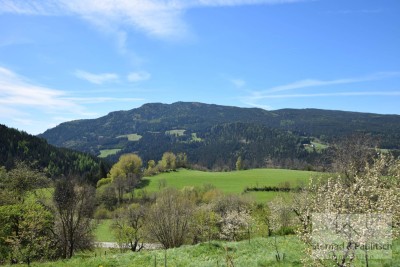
xmin=39 ymin=102 xmax=400 ymax=168
xmin=0 ymin=124 xmax=109 ymax=183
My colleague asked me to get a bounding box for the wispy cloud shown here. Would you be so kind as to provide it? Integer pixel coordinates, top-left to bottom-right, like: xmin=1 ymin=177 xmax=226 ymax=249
xmin=74 ymin=70 xmax=119 ymax=84
xmin=0 ymin=66 xmax=144 ymax=133
xmin=265 ymin=72 xmax=400 ymax=94
xmin=0 ymin=0 xmax=309 ymax=42
xmin=251 ymin=91 xmax=400 ymax=99
xmin=242 ymin=101 xmax=273 ymax=110
xmin=65 ymin=97 xmax=144 ymax=104
xmin=241 ymin=71 xmax=400 ymax=107
xmin=127 ymin=71 xmax=151 ymax=82
xmin=0 ymin=67 xmax=77 ymax=109
xmin=187 ymin=0 xmax=308 ymax=7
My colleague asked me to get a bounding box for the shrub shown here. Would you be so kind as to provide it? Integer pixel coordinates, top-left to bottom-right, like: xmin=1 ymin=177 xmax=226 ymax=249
xmin=94 ymin=207 xmax=112 ymax=220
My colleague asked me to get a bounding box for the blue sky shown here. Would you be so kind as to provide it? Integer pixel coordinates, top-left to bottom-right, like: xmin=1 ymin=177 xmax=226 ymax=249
xmin=1 ymin=0 xmax=400 ymax=134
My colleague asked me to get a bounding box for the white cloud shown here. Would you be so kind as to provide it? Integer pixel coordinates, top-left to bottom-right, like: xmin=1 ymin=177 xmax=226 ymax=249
xmin=0 ymin=0 xmax=308 ymax=41
xmin=0 ymin=66 xmax=144 ymax=134
xmin=74 ymin=70 xmax=119 ymax=84
xmin=0 ymin=67 xmax=77 ymax=109
xmin=127 ymin=71 xmax=151 ymax=82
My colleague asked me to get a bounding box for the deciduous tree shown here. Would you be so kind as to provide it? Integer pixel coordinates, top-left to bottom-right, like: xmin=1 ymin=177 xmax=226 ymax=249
xmin=294 ymin=154 xmax=400 ymax=267
xmin=146 ymin=188 xmax=193 ymax=248
xmin=109 ymin=154 xmax=143 ymax=204
xmin=112 ymin=204 xmax=147 ymax=252
xmin=161 ymin=152 xmax=176 ymax=171
xmin=53 ymin=178 xmax=95 ymax=258
xmin=0 ymin=203 xmax=56 ymax=265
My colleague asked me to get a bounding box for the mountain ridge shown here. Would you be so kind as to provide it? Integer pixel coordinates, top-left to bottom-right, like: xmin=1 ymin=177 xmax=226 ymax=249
xmin=38 ymin=102 xmax=400 ymax=169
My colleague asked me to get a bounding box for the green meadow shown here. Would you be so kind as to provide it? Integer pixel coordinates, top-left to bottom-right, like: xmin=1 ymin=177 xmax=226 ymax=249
xmin=141 ymin=168 xmax=316 ymax=202
xmin=94 ymin=219 xmax=114 ymax=242
xmin=99 ymin=149 xmax=122 ymax=158
xmin=116 ymin=133 xmax=142 ymax=141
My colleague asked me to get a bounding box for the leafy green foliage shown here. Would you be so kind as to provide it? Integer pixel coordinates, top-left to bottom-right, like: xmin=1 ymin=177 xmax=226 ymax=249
xmin=0 ymin=162 xmax=50 ymax=203
xmin=0 ymin=202 xmax=56 ymax=265
xmin=107 ymin=153 xmax=143 ymax=204
xmin=161 ymin=152 xmax=176 ymax=170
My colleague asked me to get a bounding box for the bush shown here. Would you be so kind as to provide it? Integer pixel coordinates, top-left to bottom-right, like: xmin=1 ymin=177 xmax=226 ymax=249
xmin=212 ymin=195 xmax=252 ymax=216
xmin=202 ymin=189 xmax=223 ymax=203
xmin=146 ymin=188 xmax=194 ymax=248
xmin=94 ymin=207 xmax=112 ymax=220
xmin=275 ymin=226 xmax=296 ymax=236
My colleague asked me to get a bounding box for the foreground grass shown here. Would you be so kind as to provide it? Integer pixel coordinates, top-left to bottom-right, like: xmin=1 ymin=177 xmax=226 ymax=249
xmin=141 ymin=168 xmax=316 ymax=203
xmin=17 ymin=236 xmax=400 ymax=267
xmin=21 ymin=236 xmax=305 ymax=267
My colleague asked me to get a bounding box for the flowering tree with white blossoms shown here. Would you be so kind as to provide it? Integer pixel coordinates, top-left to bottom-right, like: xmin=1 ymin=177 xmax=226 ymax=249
xmin=220 ymin=209 xmax=253 ymax=241
xmin=293 ymin=154 xmax=400 ymax=267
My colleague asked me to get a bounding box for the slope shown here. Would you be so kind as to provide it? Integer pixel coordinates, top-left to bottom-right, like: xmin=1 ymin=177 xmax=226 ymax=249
xmin=0 ymin=124 xmax=109 ymax=183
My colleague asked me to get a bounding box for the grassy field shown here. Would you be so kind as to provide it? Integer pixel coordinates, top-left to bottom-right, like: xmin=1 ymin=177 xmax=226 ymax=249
xmin=99 ymin=149 xmax=122 ymax=158
xmin=15 ymin=236 xmax=399 ymax=267
xmin=141 ymin=168 xmax=316 ymax=202
xmin=94 ymin=220 xmax=114 ymax=242
xmin=116 ymin=133 xmax=142 ymax=141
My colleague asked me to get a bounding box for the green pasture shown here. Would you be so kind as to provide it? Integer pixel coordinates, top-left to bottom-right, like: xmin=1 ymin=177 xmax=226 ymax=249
xmin=99 ymin=149 xmax=121 ymax=158
xmin=116 ymin=133 xmax=142 ymax=141
xmin=142 ymin=168 xmax=315 ymax=194
xmin=94 ymin=219 xmax=114 ymax=242
xmin=139 ymin=168 xmax=317 ymax=204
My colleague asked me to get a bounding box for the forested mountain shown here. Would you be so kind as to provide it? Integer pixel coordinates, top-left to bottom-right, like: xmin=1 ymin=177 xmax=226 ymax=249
xmin=0 ymin=124 xmax=109 ymax=183
xmin=39 ymin=102 xmax=400 ymax=169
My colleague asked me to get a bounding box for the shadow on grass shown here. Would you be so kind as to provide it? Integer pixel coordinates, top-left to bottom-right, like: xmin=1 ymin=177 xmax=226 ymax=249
xmin=137 ymin=178 xmax=150 ymax=189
